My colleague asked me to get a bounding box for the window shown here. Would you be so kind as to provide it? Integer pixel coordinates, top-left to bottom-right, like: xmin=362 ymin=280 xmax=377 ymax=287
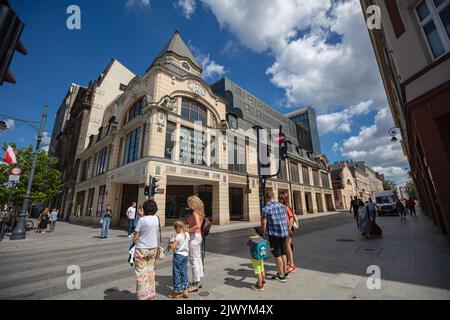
xmin=96 ymin=146 xmax=109 ymax=175
xmin=210 ymin=134 xmax=219 ymax=168
xmin=415 ymin=0 xmax=450 ymax=59
xmin=290 ymin=162 xmax=300 ymax=184
xmin=312 ymin=170 xmax=319 ymax=187
xmin=181 ymin=61 xmax=191 ymax=71
xmin=119 ymin=83 xmax=127 ymax=91
xmin=75 ymin=191 xmax=86 ymax=216
xmin=80 ymin=158 xmax=90 ymax=182
xmin=117 ymin=138 xmax=123 ymax=167
xmin=165 ymin=121 xmax=177 ymax=160
xmin=302 ymin=167 xmax=310 ymax=185
xmin=180 ymin=126 xmax=206 ymax=165
xmin=228 ymin=137 xmax=246 ymax=173
xmin=228 ymin=114 xmax=238 ymax=129
xmin=91 ymin=153 xmax=97 ymax=178
xmin=127 ymin=97 xmax=145 ymax=122
xmin=123 ymin=127 xmax=141 ymax=164
xmin=96 ymin=185 xmax=106 ymax=217
xmin=140 ymin=124 xmax=146 ymax=158
xmin=278 ymin=160 xmax=288 ymax=181
xmin=181 ymin=98 xmax=207 ymax=126
xmin=321 ymin=172 xmax=330 ymax=188
xmin=86 ymin=188 xmax=95 ymax=216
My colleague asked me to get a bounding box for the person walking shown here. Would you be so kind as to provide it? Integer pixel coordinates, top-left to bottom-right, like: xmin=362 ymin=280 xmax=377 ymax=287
xmin=357 ymin=200 xmax=370 ymax=238
xmin=350 ymin=196 xmax=359 ymax=227
xmin=167 ymin=220 xmax=190 ymax=299
xmin=49 ymin=208 xmax=58 ymax=232
xmin=278 ymin=195 xmax=296 ymax=274
xmin=186 ymin=195 xmax=205 ymax=292
xmin=405 ymin=197 xmax=417 ymax=218
xmin=127 ymin=202 xmax=137 ymax=237
xmin=396 ymin=200 xmax=407 ymax=220
xmin=36 ymin=208 xmax=50 ymax=234
xmin=366 ymin=198 xmax=378 ymax=222
xmin=247 ymin=226 xmax=268 ymax=291
xmin=132 ymin=200 xmax=160 ymax=300
xmin=261 ymin=191 xmax=289 ymax=282
xmin=100 ymin=204 xmax=113 ymax=239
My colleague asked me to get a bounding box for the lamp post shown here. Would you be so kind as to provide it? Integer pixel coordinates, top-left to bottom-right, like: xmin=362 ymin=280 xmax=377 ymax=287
xmin=9 ymin=103 xmax=48 ymax=240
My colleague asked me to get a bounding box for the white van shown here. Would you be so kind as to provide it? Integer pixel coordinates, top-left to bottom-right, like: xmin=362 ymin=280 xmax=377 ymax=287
xmin=374 ymin=190 xmax=398 ymax=216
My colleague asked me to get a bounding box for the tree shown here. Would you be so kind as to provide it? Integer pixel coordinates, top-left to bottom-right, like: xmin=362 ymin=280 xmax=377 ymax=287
xmin=0 ymin=143 xmax=62 ymax=208
xmin=405 ymin=180 xmax=417 ymax=199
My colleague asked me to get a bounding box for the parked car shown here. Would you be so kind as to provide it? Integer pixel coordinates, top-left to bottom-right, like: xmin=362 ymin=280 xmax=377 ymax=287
xmin=375 ymin=190 xmax=399 ymax=216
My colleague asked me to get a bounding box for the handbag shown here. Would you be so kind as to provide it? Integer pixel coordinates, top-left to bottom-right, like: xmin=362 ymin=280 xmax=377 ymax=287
xmin=128 ymin=244 xmax=136 ymax=266
xmin=156 ymin=216 xmax=165 ymax=260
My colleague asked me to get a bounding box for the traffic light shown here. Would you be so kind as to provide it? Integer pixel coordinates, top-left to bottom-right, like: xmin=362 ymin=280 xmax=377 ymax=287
xmin=144 ymin=184 xmax=150 ymax=196
xmin=275 ymin=131 xmax=288 ymax=160
xmin=150 ymin=176 xmax=160 ymax=197
xmin=0 ymin=0 xmax=27 ymax=86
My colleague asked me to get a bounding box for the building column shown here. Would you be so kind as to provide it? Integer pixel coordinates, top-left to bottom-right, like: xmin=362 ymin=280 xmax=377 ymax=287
xmin=212 ymin=178 xmax=230 ymax=225
xmin=321 ymin=193 xmax=327 ymax=212
xmin=247 ymin=178 xmax=260 ymax=222
xmin=311 ymin=192 xmax=318 ymax=214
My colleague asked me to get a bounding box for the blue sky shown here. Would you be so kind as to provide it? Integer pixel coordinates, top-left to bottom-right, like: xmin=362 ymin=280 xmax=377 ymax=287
xmin=0 ymin=0 xmax=409 ymax=184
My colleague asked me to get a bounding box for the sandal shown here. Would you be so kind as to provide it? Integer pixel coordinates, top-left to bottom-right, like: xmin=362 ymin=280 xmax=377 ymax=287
xmin=168 ymin=292 xmax=182 ymax=299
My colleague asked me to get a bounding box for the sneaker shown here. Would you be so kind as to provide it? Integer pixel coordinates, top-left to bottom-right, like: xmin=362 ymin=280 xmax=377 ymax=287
xmin=271 ymin=273 xmax=288 ymax=282
xmin=254 ymin=284 xmax=264 ymax=291
xmin=128 ymin=235 xmax=132 ymax=238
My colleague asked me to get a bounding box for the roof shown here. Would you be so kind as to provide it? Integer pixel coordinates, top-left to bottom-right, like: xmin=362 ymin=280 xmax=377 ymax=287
xmin=285 ymin=106 xmax=311 ymax=118
xmin=151 ymin=30 xmax=201 ymax=71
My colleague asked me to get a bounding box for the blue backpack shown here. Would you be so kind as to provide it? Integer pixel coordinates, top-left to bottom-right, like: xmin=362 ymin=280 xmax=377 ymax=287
xmin=249 ymin=237 xmax=269 ymax=260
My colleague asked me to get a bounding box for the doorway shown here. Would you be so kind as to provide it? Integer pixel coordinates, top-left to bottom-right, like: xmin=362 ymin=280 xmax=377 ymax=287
xmin=198 ymin=185 xmax=213 ymax=219
xmin=229 ymin=187 xmax=244 ymax=220
xmin=165 ymin=185 xmax=194 ymax=220
xmin=305 ymin=192 xmax=313 ymax=214
xmin=120 ymin=184 xmax=139 ymax=220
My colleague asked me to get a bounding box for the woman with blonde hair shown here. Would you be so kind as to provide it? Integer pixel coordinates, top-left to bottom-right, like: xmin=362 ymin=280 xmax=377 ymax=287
xmin=186 ymin=195 xmax=205 ymax=292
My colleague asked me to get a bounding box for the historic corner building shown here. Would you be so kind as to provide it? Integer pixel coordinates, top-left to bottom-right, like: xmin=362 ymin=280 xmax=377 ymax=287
xmin=360 ymin=0 xmax=450 ymax=239
xmin=51 ymin=31 xmax=335 ymax=226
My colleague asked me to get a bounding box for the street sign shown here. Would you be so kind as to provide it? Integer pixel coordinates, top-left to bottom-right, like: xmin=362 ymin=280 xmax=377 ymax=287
xmin=8 ymin=174 xmax=20 ymax=182
xmin=10 ymin=167 xmax=21 ymax=175
xmin=155 ymin=188 xmax=165 ymax=194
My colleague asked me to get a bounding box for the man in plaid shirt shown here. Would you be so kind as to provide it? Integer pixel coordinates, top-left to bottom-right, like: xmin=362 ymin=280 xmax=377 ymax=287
xmin=261 ymin=191 xmax=289 ymax=282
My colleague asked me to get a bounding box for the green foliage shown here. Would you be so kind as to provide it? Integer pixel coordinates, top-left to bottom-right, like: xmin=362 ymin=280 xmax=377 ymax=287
xmin=0 ymin=143 xmax=62 ymax=207
xmin=405 ymin=180 xmax=417 ymax=199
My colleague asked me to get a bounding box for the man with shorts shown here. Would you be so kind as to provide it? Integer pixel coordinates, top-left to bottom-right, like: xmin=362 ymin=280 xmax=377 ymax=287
xmin=261 ymin=191 xmax=289 ymax=282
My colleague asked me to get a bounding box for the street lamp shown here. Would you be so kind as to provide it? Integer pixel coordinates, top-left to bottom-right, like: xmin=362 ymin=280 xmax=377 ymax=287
xmin=0 ymin=103 xmax=48 ymax=240
xmin=388 ymin=127 xmax=400 ymax=142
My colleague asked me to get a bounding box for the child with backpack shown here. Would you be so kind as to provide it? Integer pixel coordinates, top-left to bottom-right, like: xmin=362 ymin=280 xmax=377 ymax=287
xmin=247 ymin=226 xmax=269 ymax=291
xmin=167 ymin=220 xmax=190 ymax=299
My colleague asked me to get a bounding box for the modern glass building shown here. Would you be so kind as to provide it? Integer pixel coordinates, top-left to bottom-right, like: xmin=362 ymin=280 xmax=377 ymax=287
xmin=286 ymin=107 xmax=321 ymax=155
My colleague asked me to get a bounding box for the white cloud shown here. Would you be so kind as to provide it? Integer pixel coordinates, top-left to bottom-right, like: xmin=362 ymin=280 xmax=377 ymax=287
xmin=317 ymin=100 xmax=372 ymax=134
xmin=175 ymin=0 xmax=196 ymax=19
xmin=196 ymin=0 xmax=386 ymax=113
xmin=332 ymin=142 xmax=339 ymax=153
xmin=338 ymin=107 xmax=409 ymax=182
xmin=188 ymin=41 xmax=226 ymax=81
xmin=41 ymin=131 xmax=51 ymax=147
xmin=125 ymin=0 xmax=150 ymax=9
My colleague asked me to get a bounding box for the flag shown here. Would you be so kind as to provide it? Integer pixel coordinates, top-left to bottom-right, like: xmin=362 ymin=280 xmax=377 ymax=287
xmin=4 ymin=145 xmax=17 ymax=164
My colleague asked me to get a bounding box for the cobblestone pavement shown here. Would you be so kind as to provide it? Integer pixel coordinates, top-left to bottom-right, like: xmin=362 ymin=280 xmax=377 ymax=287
xmin=0 ymin=209 xmax=449 ymax=300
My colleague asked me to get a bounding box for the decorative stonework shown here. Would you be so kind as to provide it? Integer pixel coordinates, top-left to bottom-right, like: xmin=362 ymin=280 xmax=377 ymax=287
xmin=156 ymin=112 xmax=166 ymax=133
xmin=187 ymin=80 xmax=206 ymax=96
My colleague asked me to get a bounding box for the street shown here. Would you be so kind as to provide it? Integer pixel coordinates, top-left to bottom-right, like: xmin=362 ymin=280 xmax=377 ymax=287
xmin=0 ymin=210 xmax=449 ymax=300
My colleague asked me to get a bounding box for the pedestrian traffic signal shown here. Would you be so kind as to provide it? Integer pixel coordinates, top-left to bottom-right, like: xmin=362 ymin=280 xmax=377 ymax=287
xmin=275 ymin=131 xmax=288 ymax=160
xmin=150 ymin=177 xmax=160 ymax=197
xmin=144 ymin=184 xmax=150 ymax=196
xmin=0 ymin=0 xmax=27 ymax=86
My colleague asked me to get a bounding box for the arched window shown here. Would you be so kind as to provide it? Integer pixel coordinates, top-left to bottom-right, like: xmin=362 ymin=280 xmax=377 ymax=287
xmin=181 ymin=97 xmax=207 ymax=126
xmin=127 ymin=97 xmax=145 ymax=123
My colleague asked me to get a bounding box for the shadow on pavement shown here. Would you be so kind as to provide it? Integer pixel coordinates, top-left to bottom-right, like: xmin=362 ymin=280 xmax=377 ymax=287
xmin=104 ymin=288 xmax=136 ymax=300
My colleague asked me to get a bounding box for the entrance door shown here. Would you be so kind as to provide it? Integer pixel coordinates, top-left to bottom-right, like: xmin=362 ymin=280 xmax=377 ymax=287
xmin=198 ymin=185 xmax=213 ymax=218
xmin=166 ymin=185 xmax=194 ymax=220
xmin=229 ymin=187 xmax=244 ymax=220
xmin=120 ymin=184 xmax=139 ymax=220
xmin=305 ymin=192 xmax=313 ymax=213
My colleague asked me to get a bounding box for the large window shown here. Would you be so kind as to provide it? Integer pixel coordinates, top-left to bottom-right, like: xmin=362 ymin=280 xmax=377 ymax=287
xmin=86 ymin=188 xmax=95 ymax=216
xmin=321 ymin=172 xmax=330 ymax=188
xmin=312 ymin=169 xmax=319 ymax=187
xmin=96 ymin=185 xmax=106 ymax=217
xmin=80 ymin=158 xmax=90 ymax=182
xmin=415 ymin=0 xmax=450 ymax=59
xmin=181 ymin=98 xmax=207 ymax=126
xmin=127 ymin=97 xmax=145 ymax=122
xmin=75 ymin=191 xmax=86 ymax=216
xmin=302 ymin=166 xmax=310 ymax=185
xmin=210 ymin=134 xmax=219 ymax=168
xmin=165 ymin=121 xmax=177 ymax=160
xmin=123 ymin=127 xmax=141 ymax=164
xmin=96 ymin=146 xmax=109 ymax=175
xmin=290 ymin=162 xmax=300 ymax=184
xmin=180 ymin=126 xmax=206 ymax=165
xmin=228 ymin=137 xmax=246 ymax=173
xmin=277 ymin=160 xmax=288 ymax=181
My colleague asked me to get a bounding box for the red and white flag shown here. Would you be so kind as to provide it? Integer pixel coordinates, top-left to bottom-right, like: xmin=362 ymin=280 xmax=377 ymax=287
xmin=4 ymin=145 xmax=17 ymax=164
